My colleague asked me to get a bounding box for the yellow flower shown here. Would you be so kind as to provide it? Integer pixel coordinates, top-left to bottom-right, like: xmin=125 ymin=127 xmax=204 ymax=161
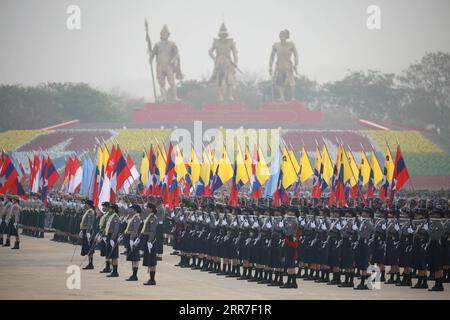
xmin=0 ymin=130 xmax=43 ymax=151
xmin=362 ymin=130 xmax=443 ymax=153
xmin=108 ymin=129 xmax=173 ymax=152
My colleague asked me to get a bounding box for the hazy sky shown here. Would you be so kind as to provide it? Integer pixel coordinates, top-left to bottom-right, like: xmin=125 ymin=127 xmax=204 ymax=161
xmin=1 ymin=0 xmax=449 ymax=99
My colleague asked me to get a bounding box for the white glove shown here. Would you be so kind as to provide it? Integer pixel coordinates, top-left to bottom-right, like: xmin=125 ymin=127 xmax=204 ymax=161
xmin=279 ymin=221 xmax=284 ymax=228
xmin=110 ymin=240 xmax=114 ymax=247
xmin=321 ymin=224 xmax=327 ymax=231
xmin=243 ymin=221 xmax=250 ymax=228
xmin=336 ymin=224 xmax=342 ymax=231
xmin=300 ymin=220 xmax=306 ymax=226
xmin=394 ymin=224 xmax=400 ymax=231
xmin=206 ymin=218 xmax=211 ymax=224
xmin=310 ymin=222 xmax=316 ymax=229
xmin=14 ymin=223 xmax=17 ymax=229
xmin=352 ymin=224 xmax=358 ymax=231
xmin=221 ymin=220 xmax=227 ymax=226
xmin=252 ymin=221 xmax=259 ymax=228
xmin=102 ymin=237 xmax=107 ymax=242
xmin=381 ymin=224 xmax=386 ymax=230
xmin=118 ymin=235 xmax=124 ymax=242
xmin=87 ymin=233 xmax=91 ymax=241
xmin=180 ymin=216 xmax=184 ymax=221
xmin=232 ymin=221 xmax=237 ymax=227
xmin=407 ymin=226 xmax=414 ymax=234
xmin=78 ymin=231 xmax=83 ymax=238
xmin=342 ymin=220 xmax=348 ymax=227
xmin=171 ymin=212 xmax=175 ymax=218
xmin=423 ymin=224 xmax=428 ymax=231
xmin=147 ymin=242 xmax=153 ymax=251
xmin=266 ymin=222 xmax=272 ymax=229
xmin=134 ymin=238 xmax=140 ymax=246
xmin=214 ymin=220 xmax=219 ymax=226
xmin=129 ymin=240 xmax=134 ymax=247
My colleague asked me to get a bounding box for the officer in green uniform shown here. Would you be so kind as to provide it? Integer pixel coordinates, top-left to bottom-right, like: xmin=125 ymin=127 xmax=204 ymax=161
xmin=125 ymin=204 xmax=143 ymax=281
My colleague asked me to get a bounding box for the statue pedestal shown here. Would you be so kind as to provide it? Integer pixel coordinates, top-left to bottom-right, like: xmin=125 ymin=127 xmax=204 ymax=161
xmin=133 ymin=101 xmax=323 ymax=124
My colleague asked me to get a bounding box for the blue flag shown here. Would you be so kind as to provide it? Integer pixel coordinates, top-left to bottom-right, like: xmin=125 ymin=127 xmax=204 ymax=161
xmin=263 ymin=149 xmax=281 ymax=198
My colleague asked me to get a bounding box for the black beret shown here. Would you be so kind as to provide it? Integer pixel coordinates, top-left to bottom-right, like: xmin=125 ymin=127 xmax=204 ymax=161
xmin=84 ymin=200 xmax=94 ymax=207
xmin=146 ymin=202 xmax=156 ymax=212
xmin=101 ymin=201 xmax=110 ymax=207
xmin=288 ymin=206 xmax=300 ymax=214
xmin=131 ymin=204 xmax=142 ymax=213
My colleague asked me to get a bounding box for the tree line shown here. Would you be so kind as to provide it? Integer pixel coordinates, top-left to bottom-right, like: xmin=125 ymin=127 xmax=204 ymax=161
xmin=1 ymin=52 xmax=449 ymax=134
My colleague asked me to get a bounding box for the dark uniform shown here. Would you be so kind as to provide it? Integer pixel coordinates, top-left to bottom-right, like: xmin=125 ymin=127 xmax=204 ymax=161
xmin=282 ymin=214 xmax=299 ymax=288
xmin=141 ymin=206 xmax=158 ymax=285
xmin=79 ymin=203 xmax=96 ymax=270
xmin=105 ymin=207 xmax=120 ymax=277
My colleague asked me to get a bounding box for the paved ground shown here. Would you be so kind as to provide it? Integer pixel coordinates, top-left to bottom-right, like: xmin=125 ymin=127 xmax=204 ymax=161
xmin=0 ymin=234 xmax=449 ymax=300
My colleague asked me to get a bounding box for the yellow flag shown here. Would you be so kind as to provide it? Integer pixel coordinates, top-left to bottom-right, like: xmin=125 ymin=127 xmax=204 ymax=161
xmin=335 ymin=144 xmax=342 ymax=177
xmin=188 ymin=147 xmax=201 ymax=185
xmin=340 ymin=148 xmax=353 ymax=184
xmin=140 ymin=149 xmax=149 ymax=186
xmin=200 ymin=150 xmax=211 ymax=185
xmin=209 ymin=146 xmax=218 ymax=178
xmin=217 ymin=146 xmax=234 ymax=184
xmin=102 ymin=144 xmax=109 ymax=172
xmin=360 ymin=149 xmax=371 ymax=186
xmin=371 ymin=150 xmax=383 ymax=186
xmin=289 ymin=149 xmax=300 ymax=174
xmin=255 ymin=147 xmax=270 ymax=185
xmin=156 ymin=145 xmax=166 ymax=182
xmin=314 ymin=146 xmax=322 ymax=172
xmin=175 ymin=145 xmax=187 ymax=182
xmin=347 ymin=149 xmax=360 ymax=187
xmin=300 ymin=145 xmax=314 ymax=183
xmin=321 ymin=144 xmax=334 ymax=186
xmin=385 ymin=146 xmax=395 ymax=183
xmin=235 ymin=145 xmax=249 ymax=185
xmin=96 ymin=145 xmax=103 ymax=172
xmin=244 ymin=146 xmax=252 ymax=182
xmin=281 ymin=147 xmax=298 ymax=189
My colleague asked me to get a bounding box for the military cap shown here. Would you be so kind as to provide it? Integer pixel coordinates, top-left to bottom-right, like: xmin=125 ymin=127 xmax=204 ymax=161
xmin=131 ymin=204 xmax=142 ymax=213
xmin=101 ymin=201 xmax=110 ymax=208
xmin=84 ymin=199 xmax=94 ymax=207
xmin=146 ymin=202 xmax=157 ymax=213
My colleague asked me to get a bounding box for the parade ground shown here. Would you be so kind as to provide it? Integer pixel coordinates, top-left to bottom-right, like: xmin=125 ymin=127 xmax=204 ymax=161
xmin=0 ymin=234 xmax=449 ymax=300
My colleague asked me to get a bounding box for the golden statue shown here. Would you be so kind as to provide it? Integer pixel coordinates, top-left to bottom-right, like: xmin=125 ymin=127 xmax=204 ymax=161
xmin=208 ymin=23 xmax=239 ymax=102
xmin=149 ymin=24 xmax=183 ymax=102
xmin=269 ymin=29 xmax=299 ymax=101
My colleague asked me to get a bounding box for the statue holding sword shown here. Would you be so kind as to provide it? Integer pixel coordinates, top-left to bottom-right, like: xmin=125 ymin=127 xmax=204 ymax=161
xmin=208 ymin=22 xmax=239 ymax=102
xmin=269 ymin=29 xmax=299 ymax=102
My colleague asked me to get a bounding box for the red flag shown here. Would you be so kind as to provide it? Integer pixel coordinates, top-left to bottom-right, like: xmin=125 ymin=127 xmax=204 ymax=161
xmin=114 ymin=146 xmax=131 ymax=192
xmin=46 ymin=156 xmax=60 ymax=189
xmin=0 ymin=154 xmax=19 ymax=194
xmin=392 ymin=145 xmax=410 ymax=192
xmin=10 ymin=177 xmax=28 ymax=200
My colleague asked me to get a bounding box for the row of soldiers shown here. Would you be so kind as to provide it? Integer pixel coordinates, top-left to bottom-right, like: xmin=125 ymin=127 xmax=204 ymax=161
xmin=76 ymin=199 xmax=166 ymax=285
xmin=0 ymin=195 xmax=21 ymax=249
xmin=4 ymin=191 xmax=450 ymax=292
xmin=169 ymin=199 xmax=450 ymax=291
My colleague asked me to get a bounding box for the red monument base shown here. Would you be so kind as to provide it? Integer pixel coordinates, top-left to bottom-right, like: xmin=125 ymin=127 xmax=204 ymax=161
xmin=133 ymin=101 xmax=323 ymax=124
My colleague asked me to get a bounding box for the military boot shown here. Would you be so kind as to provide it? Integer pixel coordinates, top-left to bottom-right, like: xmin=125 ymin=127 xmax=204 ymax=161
xmin=3 ymin=238 xmax=11 ymax=247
